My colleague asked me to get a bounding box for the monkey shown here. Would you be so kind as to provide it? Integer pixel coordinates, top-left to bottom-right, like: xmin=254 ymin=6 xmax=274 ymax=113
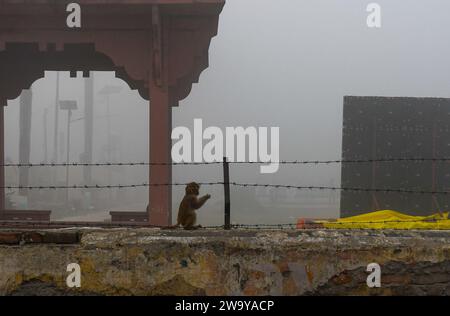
xmin=170 ymin=182 xmax=211 ymax=230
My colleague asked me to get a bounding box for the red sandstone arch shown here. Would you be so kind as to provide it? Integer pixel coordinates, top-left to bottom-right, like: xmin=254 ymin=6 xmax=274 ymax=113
xmin=0 ymin=0 xmax=225 ymax=226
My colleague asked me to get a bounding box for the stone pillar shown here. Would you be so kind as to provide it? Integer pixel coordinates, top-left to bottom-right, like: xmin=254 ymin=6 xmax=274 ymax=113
xmin=148 ymin=83 xmax=172 ymax=226
xmin=148 ymin=5 xmax=172 ymax=226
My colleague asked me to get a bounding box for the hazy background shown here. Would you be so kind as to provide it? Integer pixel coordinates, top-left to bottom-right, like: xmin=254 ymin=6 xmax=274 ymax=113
xmin=4 ymin=0 xmax=450 ymax=225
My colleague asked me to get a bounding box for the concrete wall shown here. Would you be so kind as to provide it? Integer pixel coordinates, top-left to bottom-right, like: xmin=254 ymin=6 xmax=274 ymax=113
xmin=1 ymin=229 xmax=449 ymax=295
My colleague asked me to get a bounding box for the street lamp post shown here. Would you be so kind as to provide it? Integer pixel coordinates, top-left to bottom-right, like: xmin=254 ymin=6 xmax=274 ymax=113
xmin=59 ymin=100 xmax=78 ymax=206
xmin=98 ymin=85 xmax=122 ymax=202
xmin=98 ymin=85 xmax=122 ymax=162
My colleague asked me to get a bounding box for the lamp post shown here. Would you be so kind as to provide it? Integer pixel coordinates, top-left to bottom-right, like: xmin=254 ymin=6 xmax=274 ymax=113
xmin=53 ymin=72 xmax=60 ymax=164
xmin=98 ymin=85 xmax=122 ymax=162
xmin=59 ymin=100 xmax=78 ymax=206
xmin=98 ymin=85 xmax=122 ymax=202
xmin=43 ymin=108 xmax=48 ymax=164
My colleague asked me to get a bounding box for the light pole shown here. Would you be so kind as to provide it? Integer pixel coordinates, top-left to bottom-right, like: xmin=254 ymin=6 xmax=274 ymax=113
xmin=43 ymin=108 xmax=48 ymax=163
xmin=52 ymin=72 xmax=60 ymax=203
xmin=98 ymin=85 xmax=122 ymax=202
xmin=53 ymin=72 xmax=60 ymax=163
xmin=98 ymin=85 xmax=122 ymax=162
xmin=60 ymin=100 xmax=78 ymax=206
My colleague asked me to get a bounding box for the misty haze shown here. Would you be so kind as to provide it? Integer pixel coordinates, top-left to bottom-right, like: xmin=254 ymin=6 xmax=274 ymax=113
xmin=4 ymin=0 xmax=450 ymax=226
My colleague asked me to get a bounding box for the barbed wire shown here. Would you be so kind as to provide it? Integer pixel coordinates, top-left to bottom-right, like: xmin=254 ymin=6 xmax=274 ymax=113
xmin=234 ymin=158 xmax=450 ymax=165
xmin=1 ymin=182 xmax=224 ymax=190
xmin=3 ymin=157 xmax=450 ymax=167
xmin=230 ymin=183 xmax=450 ymax=195
xmin=3 ymin=158 xmax=450 ymax=230
xmin=1 ymin=162 xmax=220 ymax=167
xmin=1 ymin=220 xmax=446 ymax=230
xmin=222 ymin=218 xmax=449 ymax=230
xmin=3 ymin=182 xmax=450 ymax=195
xmin=239 ymin=219 xmax=446 ymax=228
xmin=230 ymin=219 xmax=450 ymax=230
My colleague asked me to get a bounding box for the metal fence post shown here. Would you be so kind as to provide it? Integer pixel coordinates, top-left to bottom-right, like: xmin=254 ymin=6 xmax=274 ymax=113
xmin=223 ymin=157 xmax=231 ymax=230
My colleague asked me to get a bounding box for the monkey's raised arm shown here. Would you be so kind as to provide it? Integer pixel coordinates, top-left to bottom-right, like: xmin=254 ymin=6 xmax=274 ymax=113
xmin=191 ymin=194 xmax=211 ymax=210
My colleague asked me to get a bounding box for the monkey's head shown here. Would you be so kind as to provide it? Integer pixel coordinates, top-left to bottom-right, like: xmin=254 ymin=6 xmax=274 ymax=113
xmin=185 ymin=182 xmax=200 ymax=196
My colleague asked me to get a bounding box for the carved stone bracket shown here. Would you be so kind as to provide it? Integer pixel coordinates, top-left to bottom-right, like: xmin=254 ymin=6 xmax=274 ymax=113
xmin=0 ymin=0 xmax=225 ymax=107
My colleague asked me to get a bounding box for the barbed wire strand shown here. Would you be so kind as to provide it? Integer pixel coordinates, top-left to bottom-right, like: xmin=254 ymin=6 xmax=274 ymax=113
xmin=2 ymin=158 xmax=450 ymax=230
xmin=3 ymin=157 xmax=450 ymax=167
xmin=4 ymin=182 xmax=450 ymax=195
xmin=1 ymin=220 xmax=447 ymax=230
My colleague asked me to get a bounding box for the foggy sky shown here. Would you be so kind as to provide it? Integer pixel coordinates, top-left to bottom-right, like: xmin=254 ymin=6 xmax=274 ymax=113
xmin=4 ymin=0 xmax=450 ymax=223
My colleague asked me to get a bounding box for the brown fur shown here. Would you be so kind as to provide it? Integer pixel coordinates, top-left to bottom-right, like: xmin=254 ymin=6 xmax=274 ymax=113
xmin=170 ymin=182 xmax=211 ymax=230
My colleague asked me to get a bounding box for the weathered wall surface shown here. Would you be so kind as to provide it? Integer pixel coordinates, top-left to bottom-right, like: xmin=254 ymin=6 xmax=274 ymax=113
xmin=1 ymin=229 xmax=450 ymax=296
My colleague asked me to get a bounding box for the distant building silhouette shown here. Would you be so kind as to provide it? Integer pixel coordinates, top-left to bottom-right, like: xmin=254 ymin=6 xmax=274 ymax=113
xmin=341 ymin=96 xmax=450 ymax=217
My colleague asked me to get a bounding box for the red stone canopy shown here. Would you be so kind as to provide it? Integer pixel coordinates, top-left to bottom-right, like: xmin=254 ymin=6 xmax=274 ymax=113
xmin=0 ymin=0 xmax=225 ymax=226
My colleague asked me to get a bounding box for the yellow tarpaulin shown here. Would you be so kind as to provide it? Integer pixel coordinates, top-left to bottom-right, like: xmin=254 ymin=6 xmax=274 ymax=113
xmin=317 ymin=210 xmax=450 ymax=230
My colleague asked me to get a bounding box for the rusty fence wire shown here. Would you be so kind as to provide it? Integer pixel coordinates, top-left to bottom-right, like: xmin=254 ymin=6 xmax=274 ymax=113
xmin=1 ymin=158 xmax=450 ymax=230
